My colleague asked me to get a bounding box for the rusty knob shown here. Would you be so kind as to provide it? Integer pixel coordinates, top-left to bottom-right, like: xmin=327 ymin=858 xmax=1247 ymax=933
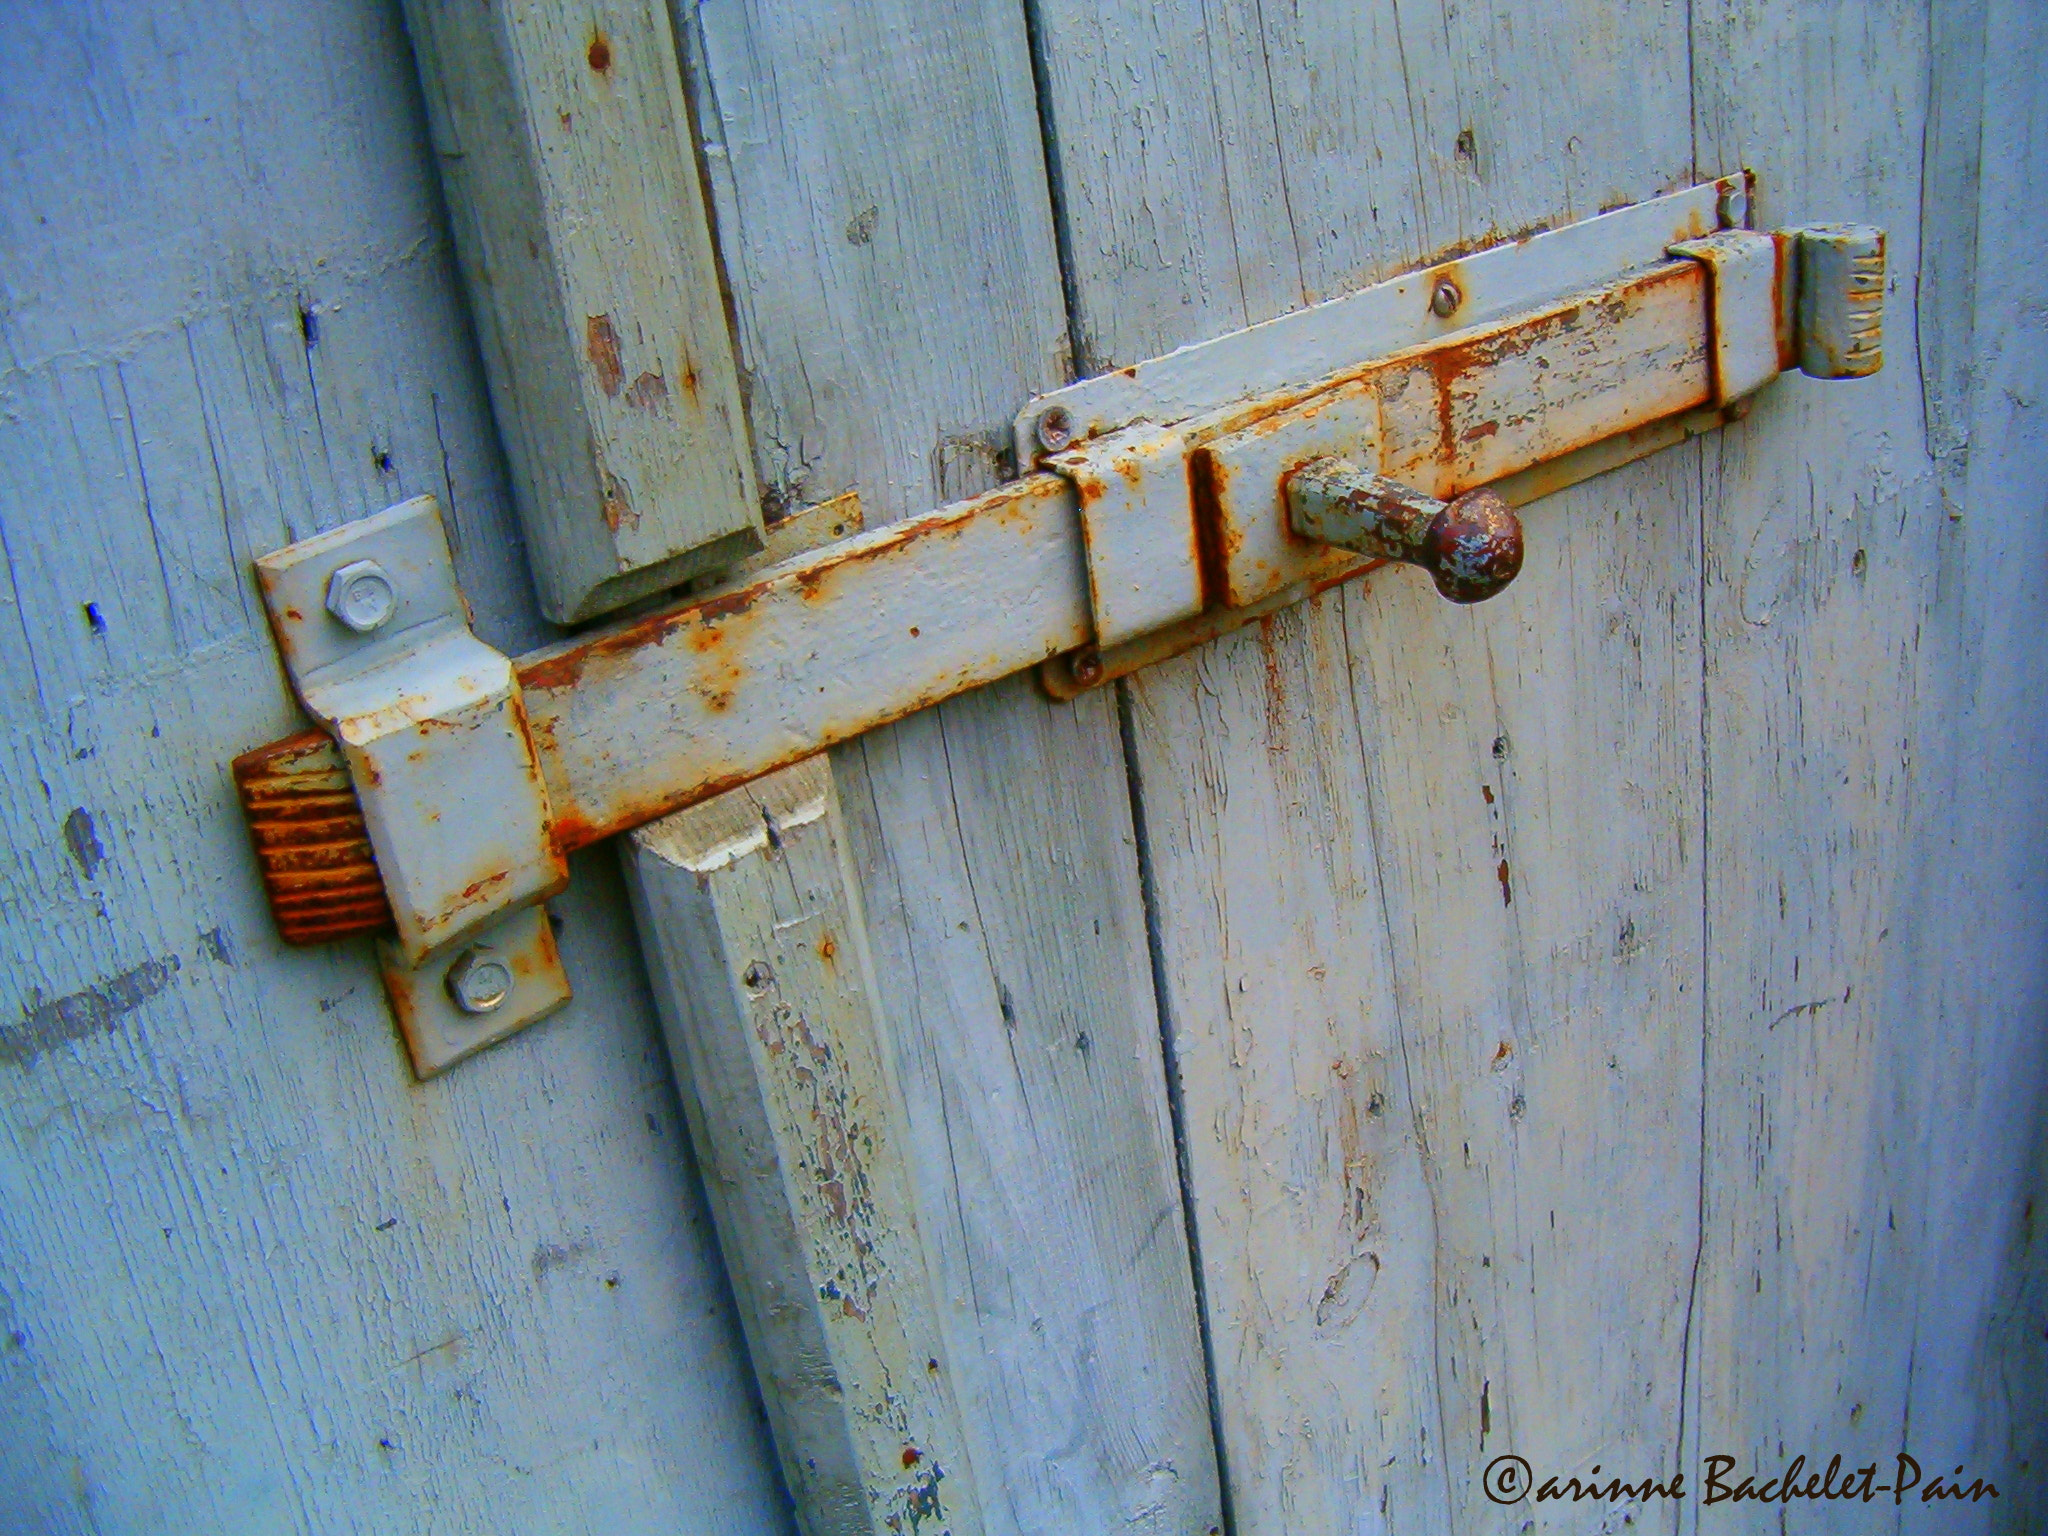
xmin=1420 ymin=487 xmax=1522 ymax=603
xmin=1286 ymin=456 xmax=1525 ymax=605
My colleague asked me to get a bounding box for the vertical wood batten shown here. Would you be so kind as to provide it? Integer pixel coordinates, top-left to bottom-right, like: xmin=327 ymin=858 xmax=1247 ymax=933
xmin=0 ymin=2 xmax=794 ymax=1528
xmin=1031 ymin=0 xmax=1704 ymax=1527
xmin=403 ymin=0 xmax=762 ymax=623
xmin=628 ymin=759 xmax=984 ymax=1536
xmin=1687 ymin=0 xmax=2048 ymax=1516
xmin=670 ymin=4 xmax=1223 ymax=1530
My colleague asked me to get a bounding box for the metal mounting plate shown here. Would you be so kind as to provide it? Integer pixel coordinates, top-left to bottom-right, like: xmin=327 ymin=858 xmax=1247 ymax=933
xmin=378 ymin=902 xmax=571 ymax=1078
xmin=1014 ymin=174 xmax=1748 ymax=464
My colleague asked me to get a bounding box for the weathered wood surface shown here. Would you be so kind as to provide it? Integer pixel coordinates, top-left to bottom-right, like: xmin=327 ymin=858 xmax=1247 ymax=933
xmin=1681 ymin=0 xmax=2048 ymax=1526
xmin=1036 ymin=0 xmax=2043 ymax=1530
xmin=403 ymin=0 xmax=762 ymax=622
xmin=0 ymin=3 xmax=793 ymax=1530
xmin=672 ymin=7 xmax=1223 ymax=1529
xmin=629 ymin=759 xmax=982 ymax=1535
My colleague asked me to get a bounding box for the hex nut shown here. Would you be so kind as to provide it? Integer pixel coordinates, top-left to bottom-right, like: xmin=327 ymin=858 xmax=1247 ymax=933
xmin=445 ymin=947 xmax=515 ymax=1015
xmin=326 ymin=559 xmax=398 ymax=634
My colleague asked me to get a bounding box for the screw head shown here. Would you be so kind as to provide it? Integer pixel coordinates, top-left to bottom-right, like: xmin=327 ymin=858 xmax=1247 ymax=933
xmin=1067 ymin=648 xmax=1104 ymax=688
xmin=445 ymin=946 xmax=515 ymax=1015
xmin=1429 ymin=277 xmax=1463 ymax=319
xmin=1035 ymin=405 xmax=1075 ymax=453
xmin=742 ymin=960 xmax=774 ymax=993
xmin=326 ymin=559 xmax=397 ymax=634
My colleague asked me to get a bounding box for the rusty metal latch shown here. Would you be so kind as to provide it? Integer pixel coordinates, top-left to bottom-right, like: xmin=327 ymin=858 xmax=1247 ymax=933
xmin=231 ymin=175 xmax=1886 ymax=1076
xmin=249 ymin=497 xmax=572 ymax=1076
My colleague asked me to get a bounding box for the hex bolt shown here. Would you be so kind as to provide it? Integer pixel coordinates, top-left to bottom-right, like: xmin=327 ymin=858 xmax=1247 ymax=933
xmin=326 ymin=559 xmax=398 ymax=634
xmin=445 ymin=946 xmax=515 ymax=1015
xmin=1035 ymin=405 xmax=1075 ymax=453
xmin=1429 ymin=277 xmax=1463 ymax=319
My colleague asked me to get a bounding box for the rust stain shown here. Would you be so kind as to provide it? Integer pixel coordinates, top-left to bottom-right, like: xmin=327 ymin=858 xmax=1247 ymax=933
xmin=586 ymin=314 xmax=625 ymax=396
xmin=586 ymin=29 xmax=612 ymax=73
xmin=233 ymin=733 xmax=393 ymax=944
xmin=1497 ymin=858 xmax=1513 ymax=906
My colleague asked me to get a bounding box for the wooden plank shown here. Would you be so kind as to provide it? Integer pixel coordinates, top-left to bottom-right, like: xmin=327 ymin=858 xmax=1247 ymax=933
xmin=0 ymin=4 xmax=794 ymax=1528
xmin=1031 ymin=0 xmax=1703 ymax=1527
xmin=1683 ymin=0 xmax=2048 ymax=1510
xmin=627 ymin=759 xmax=982 ymax=1536
xmin=403 ymin=0 xmax=762 ymax=622
xmin=673 ymin=6 xmax=1224 ymax=1529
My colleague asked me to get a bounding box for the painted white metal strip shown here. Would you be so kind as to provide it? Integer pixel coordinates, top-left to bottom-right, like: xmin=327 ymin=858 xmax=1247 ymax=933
xmin=522 ymin=474 xmax=1094 ymax=848
xmin=1013 ymin=174 xmax=1746 ymax=463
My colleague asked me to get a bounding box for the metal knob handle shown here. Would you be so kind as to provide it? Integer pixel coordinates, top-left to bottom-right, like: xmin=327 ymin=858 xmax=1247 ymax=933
xmin=1286 ymin=456 xmax=1524 ymax=604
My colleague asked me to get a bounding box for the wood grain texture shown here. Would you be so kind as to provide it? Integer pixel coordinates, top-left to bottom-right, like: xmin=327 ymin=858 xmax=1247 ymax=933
xmin=1683 ymin=0 xmax=2048 ymax=1524
xmin=404 ymin=0 xmax=762 ymax=622
xmin=674 ymin=4 xmax=1222 ymax=1530
xmin=1034 ymin=0 xmax=1709 ymax=1527
xmin=0 ymin=3 xmax=793 ymax=1530
xmin=1029 ymin=0 xmax=1692 ymax=369
xmin=629 ymin=759 xmax=983 ymax=1536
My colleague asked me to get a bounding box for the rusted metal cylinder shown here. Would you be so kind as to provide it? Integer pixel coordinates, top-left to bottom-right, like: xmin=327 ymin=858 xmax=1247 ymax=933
xmin=1286 ymin=456 xmax=1524 ymax=603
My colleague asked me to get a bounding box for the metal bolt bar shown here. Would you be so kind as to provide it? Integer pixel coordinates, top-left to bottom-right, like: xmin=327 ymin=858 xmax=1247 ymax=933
xmin=1286 ymin=457 xmax=1524 ymax=604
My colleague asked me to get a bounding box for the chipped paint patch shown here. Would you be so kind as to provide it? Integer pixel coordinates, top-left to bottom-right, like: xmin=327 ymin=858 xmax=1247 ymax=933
xmin=2 ymin=954 xmax=181 ymax=1068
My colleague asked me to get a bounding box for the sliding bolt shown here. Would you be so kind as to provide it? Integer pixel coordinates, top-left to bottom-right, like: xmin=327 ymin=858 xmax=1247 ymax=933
xmin=326 ymin=559 xmax=397 ymax=634
xmin=1287 ymin=457 xmax=1522 ymax=604
xmin=445 ymin=946 xmax=515 ymax=1015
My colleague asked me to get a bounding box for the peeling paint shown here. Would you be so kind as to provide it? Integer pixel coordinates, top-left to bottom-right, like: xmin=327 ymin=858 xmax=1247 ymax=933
xmin=2 ymin=954 xmax=181 ymax=1068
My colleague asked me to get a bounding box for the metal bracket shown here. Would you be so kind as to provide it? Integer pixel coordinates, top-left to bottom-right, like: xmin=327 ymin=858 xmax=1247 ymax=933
xmin=1044 ymin=423 xmax=1203 ymax=648
xmin=253 ymin=496 xmax=571 ymax=1074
